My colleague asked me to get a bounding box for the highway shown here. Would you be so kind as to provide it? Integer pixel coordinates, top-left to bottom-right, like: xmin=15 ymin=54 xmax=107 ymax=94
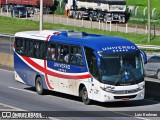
xmin=0 ymin=69 xmax=160 ymax=120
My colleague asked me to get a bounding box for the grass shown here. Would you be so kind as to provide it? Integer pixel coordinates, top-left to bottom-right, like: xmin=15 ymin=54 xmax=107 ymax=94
xmin=126 ymin=0 xmax=160 ymax=11
xmin=126 ymin=0 xmax=160 ymax=26
xmin=0 ymin=16 xmax=160 ymax=45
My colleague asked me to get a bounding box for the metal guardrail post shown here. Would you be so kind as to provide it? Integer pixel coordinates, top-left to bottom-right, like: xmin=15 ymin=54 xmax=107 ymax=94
xmin=10 ymin=36 xmax=12 ymax=55
xmin=106 ymin=21 xmax=108 ymax=31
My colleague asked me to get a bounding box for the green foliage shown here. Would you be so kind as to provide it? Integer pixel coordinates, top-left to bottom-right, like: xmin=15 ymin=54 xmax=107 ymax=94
xmin=0 ymin=16 xmax=160 ymax=46
xmin=126 ymin=0 xmax=160 ymax=25
xmin=54 ymin=5 xmax=65 ymax=15
xmin=54 ymin=0 xmax=65 ymax=15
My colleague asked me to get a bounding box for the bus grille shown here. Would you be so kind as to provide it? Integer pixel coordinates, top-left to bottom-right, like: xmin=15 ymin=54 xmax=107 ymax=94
xmin=112 ymin=89 xmax=140 ymax=94
xmin=114 ymin=95 xmax=137 ymax=99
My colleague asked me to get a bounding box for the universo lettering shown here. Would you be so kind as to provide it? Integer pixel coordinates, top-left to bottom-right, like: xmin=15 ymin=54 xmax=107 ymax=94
xmin=102 ymin=46 xmax=136 ymax=51
xmin=54 ymin=63 xmax=70 ymax=70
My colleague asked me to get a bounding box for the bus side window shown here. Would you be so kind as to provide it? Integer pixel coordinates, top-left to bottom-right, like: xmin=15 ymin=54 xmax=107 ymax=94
xmin=34 ymin=42 xmax=40 ymax=58
xmin=29 ymin=41 xmax=34 ymax=57
xmin=39 ymin=42 xmax=44 ymax=59
xmin=84 ymin=47 xmax=98 ymax=79
xmin=63 ymin=45 xmax=69 ymax=63
xmin=70 ymin=46 xmax=84 ymax=66
xmin=57 ymin=44 xmax=63 ymax=62
xmin=15 ymin=37 xmax=24 ymax=54
xmin=24 ymin=40 xmax=29 ymax=56
xmin=46 ymin=43 xmax=56 ymax=61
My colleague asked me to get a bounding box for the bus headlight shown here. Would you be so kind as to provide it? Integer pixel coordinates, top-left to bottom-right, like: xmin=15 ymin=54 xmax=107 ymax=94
xmin=138 ymin=84 xmax=145 ymax=90
xmin=100 ymin=86 xmax=115 ymax=93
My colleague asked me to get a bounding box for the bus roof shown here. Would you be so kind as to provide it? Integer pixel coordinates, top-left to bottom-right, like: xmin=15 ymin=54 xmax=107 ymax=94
xmin=15 ymin=30 xmax=138 ymax=53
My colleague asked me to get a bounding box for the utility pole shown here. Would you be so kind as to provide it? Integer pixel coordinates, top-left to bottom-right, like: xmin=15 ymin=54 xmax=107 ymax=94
xmin=148 ymin=0 xmax=151 ymax=42
xmin=40 ymin=0 xmax=43 ymax=31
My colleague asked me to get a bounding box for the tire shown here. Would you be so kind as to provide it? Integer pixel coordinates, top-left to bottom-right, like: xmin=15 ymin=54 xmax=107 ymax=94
xmin=78 ymin=12 xmax=82 ymax=20
xmin=36 ymin=77 xmax=44 ymax=95
xmin=73 ymin=11 xmax=76 ymax=19
xmin=89 ymin=14 xmax=93 ymax=21
xmin=81 ymin=87 xmax=91 ymax=105
xmin=103 ymin=16 xmax=107 ymax=22
xmin=157 ymin=71 xmax=160 ymax=80
xmin=96 ymin=14 xmax=100 ymax=22
xmin=75 ymin=12 xmax=78 ymax=19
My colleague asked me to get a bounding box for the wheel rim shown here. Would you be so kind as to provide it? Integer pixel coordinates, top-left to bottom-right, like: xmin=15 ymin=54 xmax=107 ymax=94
xmin=89 ymin=15 xmax=92 ymax=21
xmin=79 ymin=13 xmax=81 ymax=19
xmin=37 ymin=81 xmax=42 ymax=92
xmin=82 ymin=89 xmax=88 ymax=101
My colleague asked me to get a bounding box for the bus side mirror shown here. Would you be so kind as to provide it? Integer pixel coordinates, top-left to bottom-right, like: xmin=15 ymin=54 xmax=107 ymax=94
xmin=140 ymin=50 xmax=147 ymax=64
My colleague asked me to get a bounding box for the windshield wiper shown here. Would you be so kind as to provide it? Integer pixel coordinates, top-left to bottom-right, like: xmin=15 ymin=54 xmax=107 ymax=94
xmin=114 ymin=67 xmax=135 ymax=86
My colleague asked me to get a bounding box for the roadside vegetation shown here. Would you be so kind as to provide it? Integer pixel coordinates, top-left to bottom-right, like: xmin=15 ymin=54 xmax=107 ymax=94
xmin=0 ymin=16 xmax=160 ymax=45
xmin=126 ymin=0 xmax=160 ymax=26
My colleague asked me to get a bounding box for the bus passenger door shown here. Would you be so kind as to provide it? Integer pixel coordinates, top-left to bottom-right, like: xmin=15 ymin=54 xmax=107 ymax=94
xmin=90 ymin=57 xmax=101 ymax=101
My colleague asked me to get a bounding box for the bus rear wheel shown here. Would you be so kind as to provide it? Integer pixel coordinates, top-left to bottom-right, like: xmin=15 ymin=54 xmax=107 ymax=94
xmin=81 ymin=87 xmax=91 ymax=105
xmin=36 ymin=77 xmax=44 ymax=95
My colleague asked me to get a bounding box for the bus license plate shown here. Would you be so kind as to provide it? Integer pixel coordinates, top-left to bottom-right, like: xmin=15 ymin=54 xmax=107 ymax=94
xmin=121 ymin=98 xmax=129 ymax=101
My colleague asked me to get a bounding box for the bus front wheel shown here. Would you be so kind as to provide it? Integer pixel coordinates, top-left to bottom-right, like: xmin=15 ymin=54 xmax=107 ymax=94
xmin=81 ymin=87 xmax=91 ymax=105
xmin=36 ymin=77 xmax=44 ymax=95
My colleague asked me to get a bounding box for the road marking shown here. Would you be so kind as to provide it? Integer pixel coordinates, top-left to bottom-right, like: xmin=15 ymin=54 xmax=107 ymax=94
xmin=0 ymin=102 xmax=25 ymax=111
xmin=135 ymin=117 xmax=150 ymax=120
xmin=0 ymin=68 xmax=13 ymax=73
xmin=8 ymin=86 xmax=36 ymax=94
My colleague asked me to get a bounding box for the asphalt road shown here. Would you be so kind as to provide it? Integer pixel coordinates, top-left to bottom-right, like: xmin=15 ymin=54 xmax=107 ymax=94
xmin=0 ymin=69 xmax=160 ymax=120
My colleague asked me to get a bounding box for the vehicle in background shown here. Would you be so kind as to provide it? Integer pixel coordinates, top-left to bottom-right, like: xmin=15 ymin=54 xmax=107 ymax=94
xmin=64 ymin=0 xmax=126 ymax=23
xmin=0 ymin=0 xmax=54 ymax=14
xmin=11 ymin=6 xmax=30 ymax=17
xmin=144 ymin=55 xmax=160 ymax=79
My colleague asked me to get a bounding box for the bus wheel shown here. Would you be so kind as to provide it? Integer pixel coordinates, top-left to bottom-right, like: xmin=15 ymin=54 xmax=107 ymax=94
xmin=81 ymin=87 xmax=91 ymax=105
xmin=36 ymin=77 xmax=44 ymax=95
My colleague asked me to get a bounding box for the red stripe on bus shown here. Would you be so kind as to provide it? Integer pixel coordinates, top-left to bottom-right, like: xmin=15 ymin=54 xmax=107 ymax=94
xmin=46 ymin=35 xmax=51 ymax=41
xmin=44 ymin=60 xmax=54 ymax=90
xmin=22 ymin=56 xmax=91 ymax=79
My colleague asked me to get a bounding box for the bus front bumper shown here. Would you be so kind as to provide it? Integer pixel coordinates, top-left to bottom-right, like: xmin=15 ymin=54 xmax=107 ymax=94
xmin=100 ymin=89 xmax=145 ymax=102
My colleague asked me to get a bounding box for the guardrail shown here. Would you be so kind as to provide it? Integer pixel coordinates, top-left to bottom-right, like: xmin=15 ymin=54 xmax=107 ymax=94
xmin=136 ymin=44 xmax=160 ymax=50
xmin=0 ymin=33 xmax=14 ymax=38
xmin=0 ymin=33 xmax=160 ymax=50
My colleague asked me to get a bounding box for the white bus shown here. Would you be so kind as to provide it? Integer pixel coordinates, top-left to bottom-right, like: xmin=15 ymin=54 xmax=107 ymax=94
xmin=14 ymin=30 xmax=147 ymax=104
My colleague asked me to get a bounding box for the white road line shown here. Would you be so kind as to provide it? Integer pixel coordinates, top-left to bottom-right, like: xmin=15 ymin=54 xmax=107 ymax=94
xmin=0 ymin=68 xmax=13 ymax=73
xmin=8 ymin=86 xmax=36 ymax=94
xmin=135 ymin=117 xmax=151 ymax=120
xmin=0 ymin=102 xmax=25 ymax=111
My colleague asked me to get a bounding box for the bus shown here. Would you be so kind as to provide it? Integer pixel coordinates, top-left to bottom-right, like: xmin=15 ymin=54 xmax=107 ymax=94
xmin=14 ymin=30 xmax=147 ymax=105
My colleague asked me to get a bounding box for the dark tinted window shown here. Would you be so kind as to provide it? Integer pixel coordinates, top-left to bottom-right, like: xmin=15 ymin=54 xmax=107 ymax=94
xmin=70 ymin=46 xmax=84 ymax=66
xmin=85 ymin=47 xmax=98 ymax=78
xmin=33 ymin=41 xmax=45 ymax=59
xmin=57 ymin=44 xmax=70 ymax=63
xmin=46 ymin=43 xmax=56 ymax=61
xmin=15 ymin=37 xmax=24 ymax=55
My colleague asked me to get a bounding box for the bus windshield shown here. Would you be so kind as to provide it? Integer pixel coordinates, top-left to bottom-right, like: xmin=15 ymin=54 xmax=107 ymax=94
xmin=101 ymin=52 xmax=144 ymax=85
